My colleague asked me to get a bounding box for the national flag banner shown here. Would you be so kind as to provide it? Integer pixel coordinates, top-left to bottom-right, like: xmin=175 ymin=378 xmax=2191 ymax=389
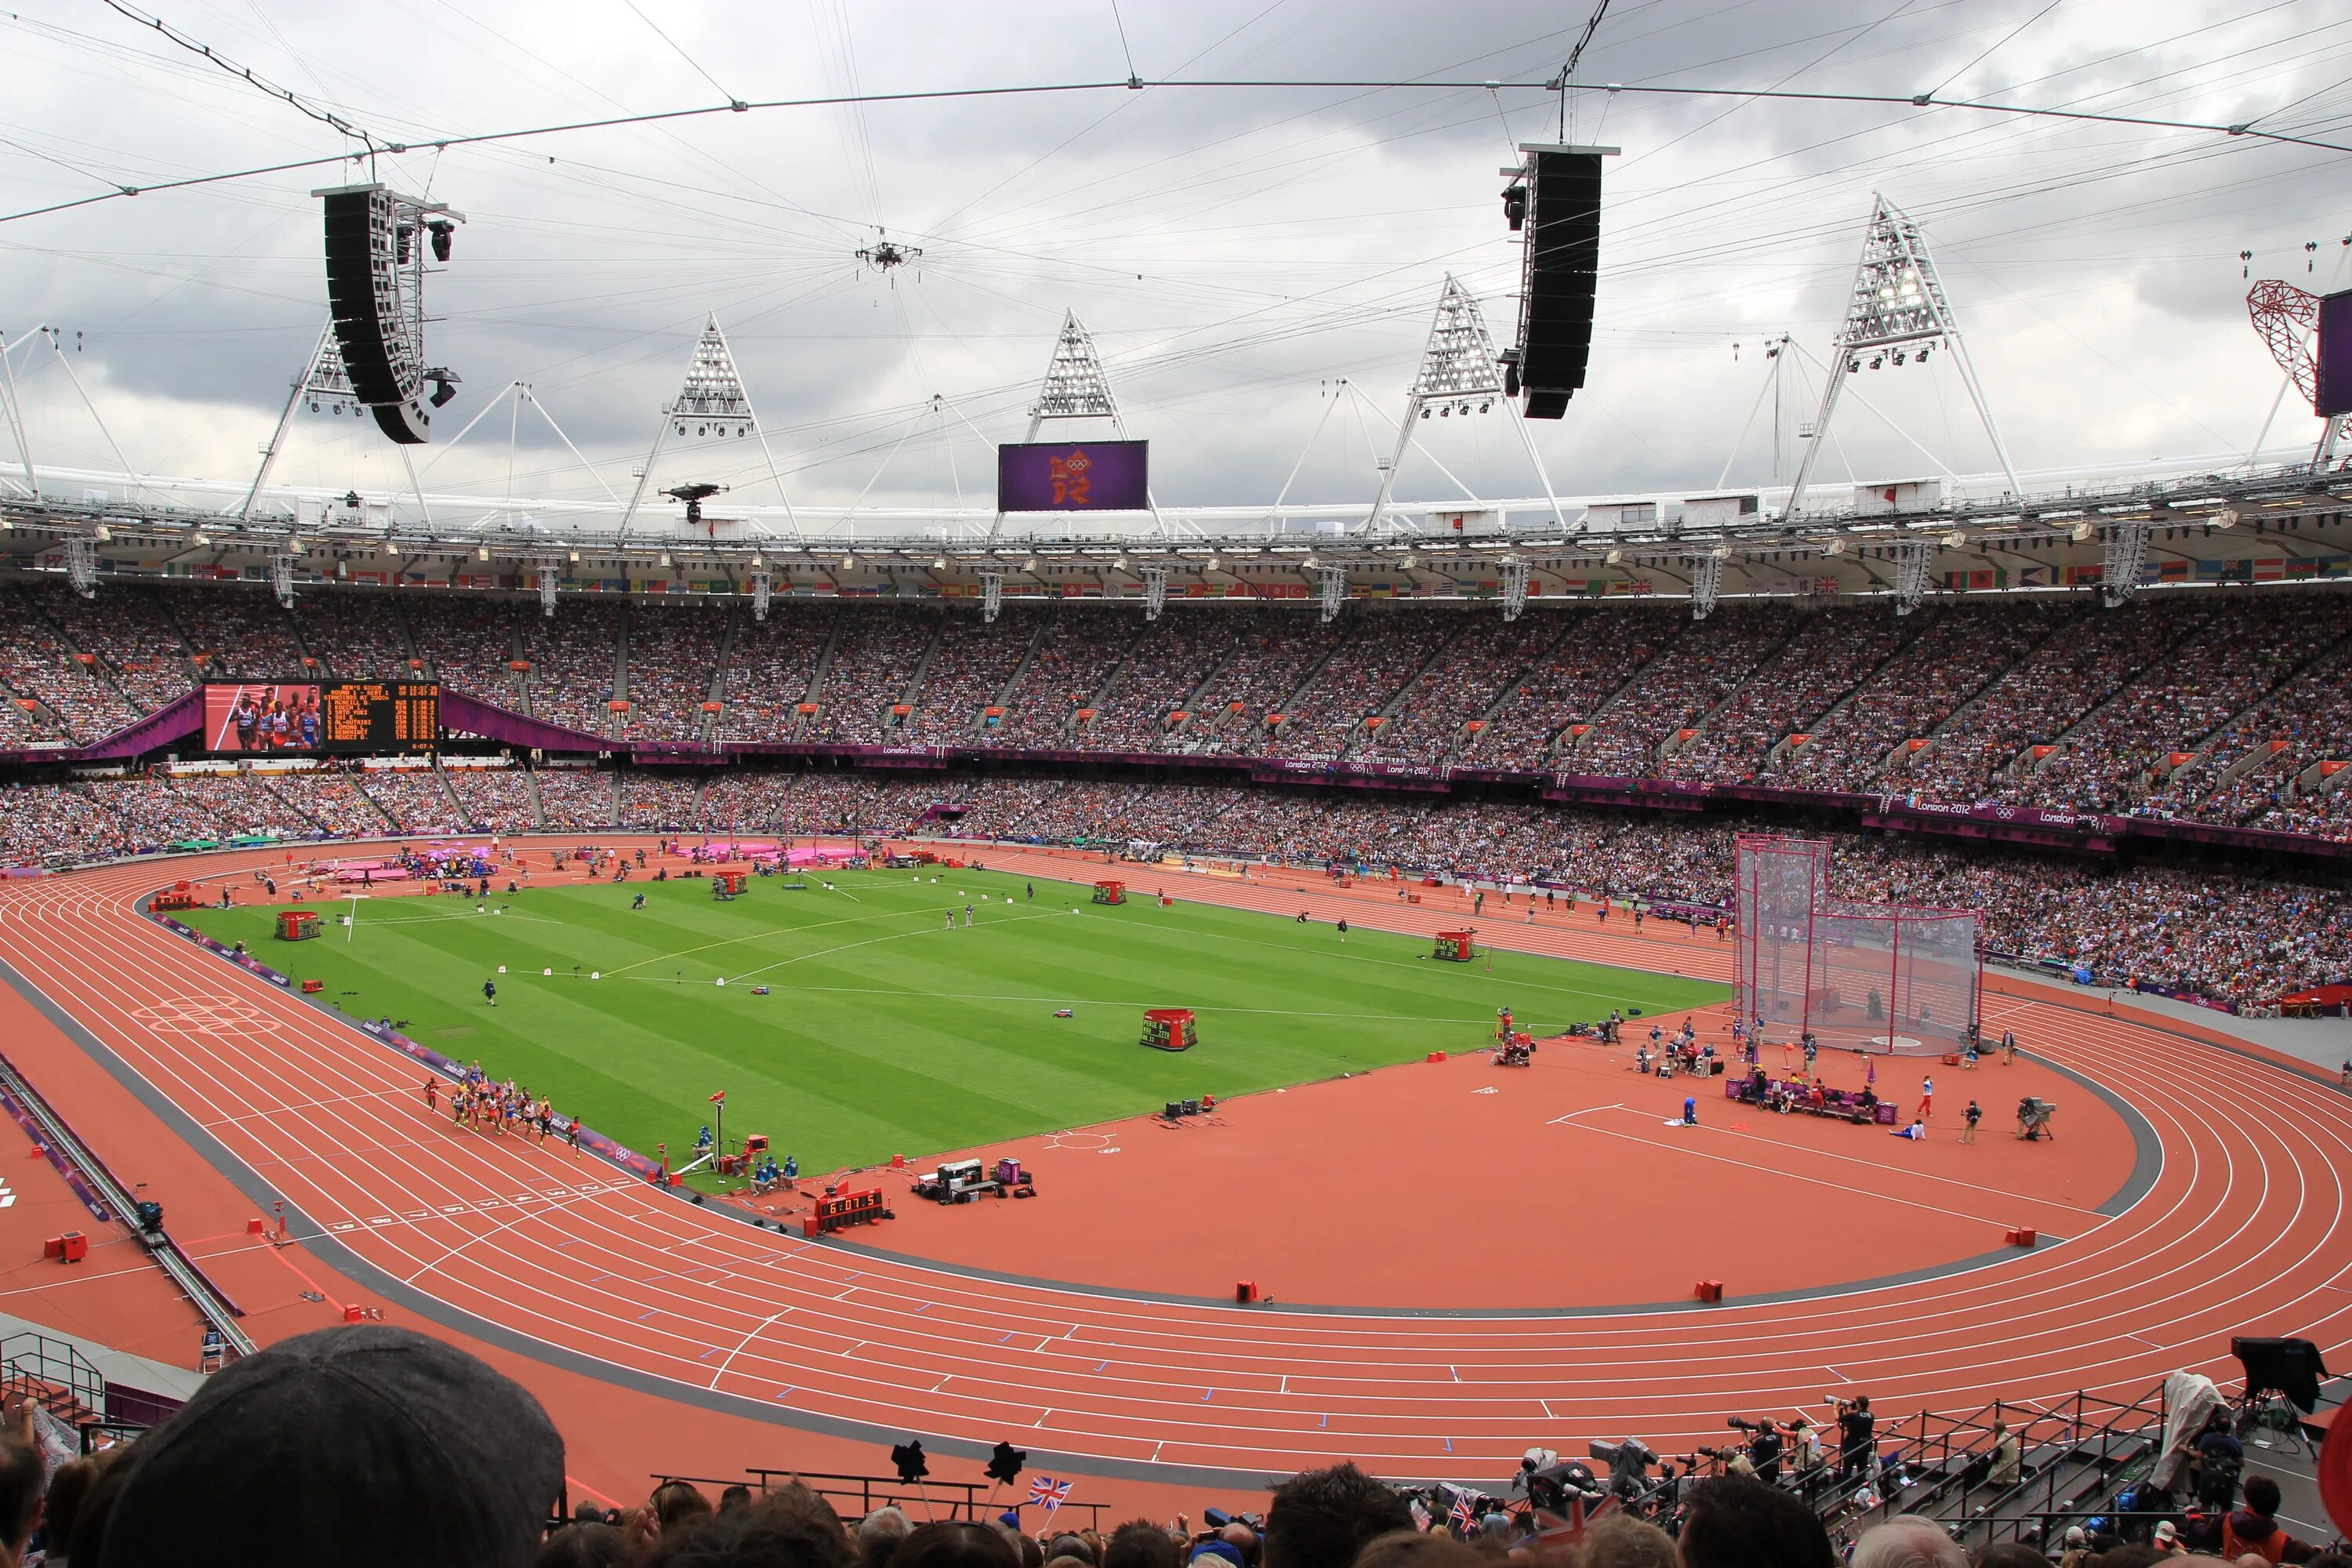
xmin=1528 ymin=1498 xmax=1613 ymax=1556
xmin=1028 ymin=1475 xmax=1072 ymax=1512
xmin=1448 ymin=1497 xmax=1475 ymax=1534
xmin=1409 ymin=1499 xmax=1432 ymax=1533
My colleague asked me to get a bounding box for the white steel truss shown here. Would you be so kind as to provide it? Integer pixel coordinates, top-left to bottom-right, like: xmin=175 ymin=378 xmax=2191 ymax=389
xmin=64 ymin=535 xmax=99 ymax=599
xmin=270 ymin=550 xmax=297 ymax=609
xmin=1367 ymin=275 xmax=1566 ymax=532
xmin=620 ymin=314 xmax=797 ymax=539
xmin=981 ymin=571 xmax=1003 ymax=624
xmin=1142 ymin=564 xmax=1168 ymax=621
xmin=751 ymin=569 xmax=772 ymax=623
xmin=1024 ymin=312 xmax=1122 ymax=437
xmin=1784 ymin=194 xmax=2018 ymax=519
xmin=1316 ymin=563 xmax=1345 ymax=622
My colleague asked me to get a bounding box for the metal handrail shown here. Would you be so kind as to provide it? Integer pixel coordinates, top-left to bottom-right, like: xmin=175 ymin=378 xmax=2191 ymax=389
xmin=0 ymin=1050 xmax=255 ymax=1357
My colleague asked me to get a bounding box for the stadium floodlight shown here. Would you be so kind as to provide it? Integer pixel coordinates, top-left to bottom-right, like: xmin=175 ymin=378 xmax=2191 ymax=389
xmin=1784 ymin=194 xmax=2016 ymax=518
xmin=1203 ymin=555 xmax=1219 ymax=571
xmin=932 ymin=556 xmax=948 ymax=570
xmin=477 ymin=545 xmax=488 ymax=560
xmin=2071 ymin=521 xmax=2095 ymax=541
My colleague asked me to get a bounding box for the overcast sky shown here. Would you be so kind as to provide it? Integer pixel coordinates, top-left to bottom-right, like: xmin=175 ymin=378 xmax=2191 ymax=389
xmin=2 ymin=0 xmax=2349 ymax=527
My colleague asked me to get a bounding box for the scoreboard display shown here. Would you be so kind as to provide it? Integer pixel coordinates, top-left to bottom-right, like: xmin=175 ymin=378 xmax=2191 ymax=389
xmin=201 ymin=681 xmax=438 ymax=756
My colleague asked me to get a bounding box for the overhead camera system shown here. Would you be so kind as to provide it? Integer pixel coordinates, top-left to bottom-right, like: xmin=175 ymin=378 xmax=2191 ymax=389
xmin=663 ymin=482 xmax=728 ymax=526
xmin=1499 ymin=142 xmax=1616 ymax=419
xmin=314 ymin=182 xmax=464 ymax=445
xmin=857 ymin=229 xmax=924 ymax=273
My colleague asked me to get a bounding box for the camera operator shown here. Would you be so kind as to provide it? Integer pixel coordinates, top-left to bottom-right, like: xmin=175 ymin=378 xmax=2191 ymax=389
xmin=1834 ymin=1396 xmax=1876 ymax=1481
xmin=1726 ymin=1417 xmax=1784 ymax=1481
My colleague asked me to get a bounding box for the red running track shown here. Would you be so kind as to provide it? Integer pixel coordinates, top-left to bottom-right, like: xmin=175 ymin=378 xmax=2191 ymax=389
xmin=1 ymin=842 xmax=2348 ymax=1494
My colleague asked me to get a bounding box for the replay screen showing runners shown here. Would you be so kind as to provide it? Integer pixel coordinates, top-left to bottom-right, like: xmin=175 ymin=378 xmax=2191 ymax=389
xmin=201 ymin=681 xmax=439 ymax=756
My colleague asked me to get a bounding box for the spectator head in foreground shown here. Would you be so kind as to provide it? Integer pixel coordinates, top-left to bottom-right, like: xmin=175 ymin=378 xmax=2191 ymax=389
xmin=1578 ymin=1514 xmax=1679 ymax=1568
xmin=1102 ymin=1520 xmax=1181 ymax=1568
xmin=1675 ymin=1475 xmax=1835 ymax=1568
xmin=639 ymin=1508 xmax=861 ymax=1568
xmin=96 ymin=1323 xmax=564 ymax=1568
xmin=891 ymin=1520 xmax=1023 ymax=1568
xmin=534 ymin=1522 xmax=632 ymax=1568
xmin=861 ymin=1506 xmax=914 ymax=1568
xmin=1850 ymin=1516 xmax=1965 ymax=1568
xmin=1973 ymin=1545 xmax=2054 ymax=1568
xmin=1347 ymin=1531 xmax=1486 ymax=1568
xmin=0 ymin=1422 xmax=41 ymax=1568
xmin=1263 ymin=1464 xmax=1416 ymax=1568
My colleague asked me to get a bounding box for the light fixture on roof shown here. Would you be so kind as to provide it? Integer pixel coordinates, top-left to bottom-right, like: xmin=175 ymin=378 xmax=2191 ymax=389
xmin=387 ymin=542 xmax=401 ymax=557
xmin=1113 ymin=554 xmax=1127 ymax=569
xmin=933 ymin=556 xmax=947 ymax=569
xmin=1023 ymin=557 xmax=1037 ymax=572
xmin=2071 ymin=521 xmax=2094 ymax=542
xmin=477 ymin=546 xmax=489 ymax=560
xmin=1399 ymin=553 xmax=1414 ymax=568
xmin=93 ymin=524 xmax=111 ymax=543
xmin=569 ymin=549 xmax=580 ymax=563
xmin=1204 ymin=555 xmax=1219 ymax=571
xmin=191 ymin=532 xmax=209 ymax=547
xmin=660 ymin=552 xmax=672 ymax=567
xmin=1605 ymin=548 xmax=1623 ymax=564
xmin=2215 ymin=507 xmax=2242 ymax=531
xmin=1303 ymin=554 xmax=1318 ymax=568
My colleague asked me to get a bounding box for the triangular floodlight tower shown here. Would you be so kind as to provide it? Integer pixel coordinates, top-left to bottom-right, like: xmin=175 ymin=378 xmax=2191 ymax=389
xmin=1365 ymin=276 xmax=1566 ymax=535
xmin=239 ymin=321 xmax=361 ymax=521
xmin=619 ymin=314 xmax=799 ymax=540
xmin=1782 ymin=194 xmax=2018 ymax=520
xmin=992 ymin=310 xmax=1165 ymax=541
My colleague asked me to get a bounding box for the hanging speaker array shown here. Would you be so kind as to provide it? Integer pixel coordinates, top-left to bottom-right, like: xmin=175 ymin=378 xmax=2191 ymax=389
xmin=1499 ymin=143 xmax=1613 ymax=419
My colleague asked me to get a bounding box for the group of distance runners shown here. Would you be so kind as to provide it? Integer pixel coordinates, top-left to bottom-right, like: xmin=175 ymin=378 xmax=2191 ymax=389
xmin=422 ymin=1064 xmax=581 ymax=1155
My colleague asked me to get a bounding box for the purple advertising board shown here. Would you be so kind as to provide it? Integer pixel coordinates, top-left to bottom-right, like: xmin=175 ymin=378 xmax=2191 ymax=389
xmin=997 ymin=440 xmax=1149 ymax=511
xmin=2318 ymin=289 xmax=2352 ymax=417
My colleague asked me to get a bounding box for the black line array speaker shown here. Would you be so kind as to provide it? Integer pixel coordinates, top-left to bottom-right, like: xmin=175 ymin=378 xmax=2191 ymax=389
xmin=321 ymin=185 xmax=432 ymax=445
xmin=1510 ymin=146 xmax=1605 ymax=420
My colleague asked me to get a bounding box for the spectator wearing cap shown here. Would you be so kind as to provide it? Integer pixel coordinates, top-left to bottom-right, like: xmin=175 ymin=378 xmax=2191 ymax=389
xmin=93 ymin=1323 xmax=564 ymax=1568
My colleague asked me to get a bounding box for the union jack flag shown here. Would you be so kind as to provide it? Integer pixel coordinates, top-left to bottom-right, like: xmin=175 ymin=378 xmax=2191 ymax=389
xmin=1029 ymin=1476 xmax=1072 ymax=1512
xmin=1448 ymin=1497 xmax=1475 ymax=1534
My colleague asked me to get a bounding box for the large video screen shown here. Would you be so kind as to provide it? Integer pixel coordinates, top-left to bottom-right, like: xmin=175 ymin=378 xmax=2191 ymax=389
xmin=997 ymin=440 xmax=1149 ymax=512
xmin=2318 ymin=289 xmax=2352 ymax=418
xmin=201 ymin=681 xmax=438 ymax=756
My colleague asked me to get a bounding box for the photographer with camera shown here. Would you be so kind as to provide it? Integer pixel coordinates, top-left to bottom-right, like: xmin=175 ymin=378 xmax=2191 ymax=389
xmin=1726 ymin=1417 xmax=1784 ymax=1481
xmin=1834 ymin=1395 xmax=1877 ymax=1481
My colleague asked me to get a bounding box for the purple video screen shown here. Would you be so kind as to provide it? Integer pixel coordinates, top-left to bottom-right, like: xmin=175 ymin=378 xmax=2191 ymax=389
xmin=996 ymin=440 xmax=1149 ymax=512
xmin=2318 ymin=290 xmax=2352 ymax=418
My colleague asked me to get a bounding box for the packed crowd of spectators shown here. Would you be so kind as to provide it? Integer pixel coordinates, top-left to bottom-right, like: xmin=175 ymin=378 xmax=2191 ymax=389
xmin=34 ymin=582 xmax=195 ymax=713
xmin=619 ymin=771 xmax=706 ymax=827
xmin=902 ymin=612 xmax=1040 ymax=744
xmin=173 ymin=586 xmax=307 ymax=677
xmin=263 ymin=768 xmax=395 ymax=837
xmin=1575 ymin=604 xmax=1790 ymax=778
xmin=353 ymin=768 xmax=466 ymax=835
xmin=535 ymin=769 xmax=619 ymax=832
xmin=989 ymin=612 xmax=1128 ymax=747
xmin=807 ymin=607 xmax=934 ymax=742
xmin=1661 ymin=608 xmax=1904 ymax=782
xmin=445 ymin=764 xmax=543 ymax=833
xmin=1767 ymin=602 xmax=2064 ymax=792
xmin=622 ymin=602 xmax=728 ymax=741
xmin=1270 ymin=612 xmax=1457 ymax=760
xmin=6 ymin=586 xmax=2350 ymax=840
xmin=1077 ymin=614 xmax=1236 ymax=752
xmin=1359 ymin=614 xmax=1563 ymax=764
xmin=291 ymin=588 xmax=413 ymax=679
xmin=408 ymin=597 xmax=528 ymax=705
xmin=718 ymin=605 xmax=831 ymax=741
xmin=1178 ymin=612 xmax=1348 ymax=756
xmin=525 ymin=602 xmax=625 ymax=735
